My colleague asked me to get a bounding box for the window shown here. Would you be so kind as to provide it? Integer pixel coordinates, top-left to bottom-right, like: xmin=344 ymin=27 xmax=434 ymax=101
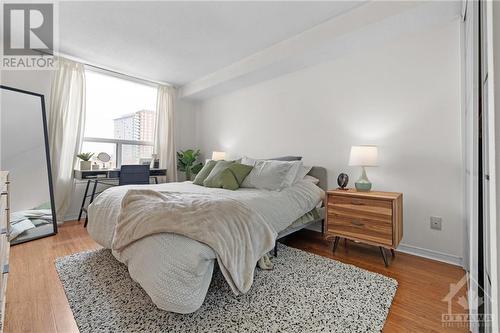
xmin=83 ymin=70 xmax=157 ymax=167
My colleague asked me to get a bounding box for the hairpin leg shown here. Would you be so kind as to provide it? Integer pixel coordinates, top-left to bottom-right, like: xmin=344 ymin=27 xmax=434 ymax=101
xmin=390 ymin=249 xmax=395 ymax=258
xmin=332 ymin=236 xmax=340 ymax=253
xmin=379 ymin=247 xmax=389 ymax=267
xmin=78 ymin=180 xmax=91 ymax=221
xmin=274 ymin=243 xmax=278 ymax=257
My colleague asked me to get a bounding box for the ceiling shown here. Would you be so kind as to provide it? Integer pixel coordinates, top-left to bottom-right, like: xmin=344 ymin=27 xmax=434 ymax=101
xmin=59 ymin=1 xmax=365 ymax=86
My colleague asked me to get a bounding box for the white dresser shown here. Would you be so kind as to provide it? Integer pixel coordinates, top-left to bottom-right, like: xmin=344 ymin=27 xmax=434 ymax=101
xmin=0 ymin=172 xmax=10 ymax=332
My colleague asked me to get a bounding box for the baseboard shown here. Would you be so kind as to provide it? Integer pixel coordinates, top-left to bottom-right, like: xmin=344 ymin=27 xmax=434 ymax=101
xmin=63 ymin=214 xmax=79 ymax=222
xmin=396 ymin=243 xmax=463 ymax=267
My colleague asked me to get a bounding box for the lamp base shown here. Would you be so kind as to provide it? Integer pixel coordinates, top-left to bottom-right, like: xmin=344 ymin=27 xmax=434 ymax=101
xmin=355 ymin=166 xmax=372 ymax=192
xmin=355 ymin=181 xmax=372 ymax=192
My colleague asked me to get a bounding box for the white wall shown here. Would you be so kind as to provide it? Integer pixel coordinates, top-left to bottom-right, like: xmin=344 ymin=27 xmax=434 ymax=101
xmin=194 ymin=21 xmax=464 ymax=263
xmin=176 ymin=99 xmax=199 ymax=151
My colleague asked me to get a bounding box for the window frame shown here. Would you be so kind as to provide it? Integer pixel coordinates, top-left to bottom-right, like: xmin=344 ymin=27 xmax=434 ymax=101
xmin=82 ymin=137 xmax=154 ymax=168
xmin=82 ymin=67 xmax=157 ymax=168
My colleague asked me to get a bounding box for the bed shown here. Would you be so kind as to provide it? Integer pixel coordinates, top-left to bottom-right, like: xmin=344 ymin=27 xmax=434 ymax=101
xmin=87 ymin=166 xmax=326 ymax=313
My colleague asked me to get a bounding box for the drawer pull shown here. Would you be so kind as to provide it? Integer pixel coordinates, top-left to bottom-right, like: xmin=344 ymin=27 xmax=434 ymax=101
xmin=351 ymin=200 xmax=364 ymax=205
xmin=0 ymin=228 xmax=6 ymax=235
xmin=351 ymin=220 xmax=364 ymax=227
xmin=0 ymin=192 xmax=7 ymax=196
xmin=2 ymin=264 xmax=8 ymax=274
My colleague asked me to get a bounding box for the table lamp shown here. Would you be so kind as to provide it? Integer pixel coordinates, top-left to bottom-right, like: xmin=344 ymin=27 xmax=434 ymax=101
xmin=212 ymin=151 xmax=226 ymax=161
xmin=348 ymin=145 xmax=378 ymax=191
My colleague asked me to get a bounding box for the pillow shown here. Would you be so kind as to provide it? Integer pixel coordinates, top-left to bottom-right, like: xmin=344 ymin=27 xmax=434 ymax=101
xmin=241 ymin=160 xmax=303 ymax=190
xmin=227 ymin=163 xmax=253 ymax=185
xmin=285 ymin=161 xmax=303 ymax=187
xmin=206 ymin=168 xmax=240 ymax=190
xmin=241 ymin=155 xmax=302 ymax=166
xmin=294 ymin=165 xmax=313 ymax=183
xmin=192 ymin=160 xmax=218 ymax=185
xmin=303 ymin=174 xmax=320 ymax=185
xmin=241 ymin=156 xmax=258 ymax=167
xmin=203 ymin=160 xmax=235 ymax=187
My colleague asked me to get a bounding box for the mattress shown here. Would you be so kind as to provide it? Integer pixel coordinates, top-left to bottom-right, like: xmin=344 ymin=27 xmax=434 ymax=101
xmin=87 ymin=180 xmax=322 ymax=313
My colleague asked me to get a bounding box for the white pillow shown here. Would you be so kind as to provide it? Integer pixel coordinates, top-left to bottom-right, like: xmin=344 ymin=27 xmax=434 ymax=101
xmin=241 ymin=156 xmax=258 ymax=166
xmin=303 ymin=174 xmax=320 ymax=185
xmin=241 ymin=160 xmax=303 ymax=190
xmin=294 ymin=165 xmax=313 ymax=183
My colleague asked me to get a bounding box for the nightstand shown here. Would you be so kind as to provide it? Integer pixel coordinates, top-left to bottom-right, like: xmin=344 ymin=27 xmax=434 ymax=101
xmin=324 ymin=189 xmax=403 ymax=266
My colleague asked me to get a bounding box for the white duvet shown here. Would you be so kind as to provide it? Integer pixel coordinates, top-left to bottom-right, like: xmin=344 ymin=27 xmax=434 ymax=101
xmin=87 ymin=181 xmax=322 ymax=313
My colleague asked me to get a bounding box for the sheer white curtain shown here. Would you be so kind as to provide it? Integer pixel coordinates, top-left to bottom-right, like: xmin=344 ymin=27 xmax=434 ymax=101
xmin=154 ymin=85 xmax=177 ymax=182
xmin=48 ymin=58 xmax=86 ymax=222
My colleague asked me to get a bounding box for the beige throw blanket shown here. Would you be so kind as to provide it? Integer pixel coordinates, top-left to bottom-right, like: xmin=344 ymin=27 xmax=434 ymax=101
xmin=112 ymin=189 xmax=277 ymax=295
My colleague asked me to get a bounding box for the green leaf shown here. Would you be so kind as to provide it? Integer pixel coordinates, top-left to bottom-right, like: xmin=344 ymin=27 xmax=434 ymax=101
xmin=191 ymin=162 xmax=203 ymax=174
xmin=177 ymin=149 xmax=203 ymax=172
xmin=77 ymin=152 xmax=94 ymax=161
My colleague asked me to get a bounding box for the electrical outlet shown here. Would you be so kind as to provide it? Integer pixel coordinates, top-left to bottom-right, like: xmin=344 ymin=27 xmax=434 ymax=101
xmin=430 ymin=216 xmax=442 ymax=230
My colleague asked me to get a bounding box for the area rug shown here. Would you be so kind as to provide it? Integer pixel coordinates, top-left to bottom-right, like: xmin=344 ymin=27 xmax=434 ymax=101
xmin=55 ymin=244 xmax=397 ymax=333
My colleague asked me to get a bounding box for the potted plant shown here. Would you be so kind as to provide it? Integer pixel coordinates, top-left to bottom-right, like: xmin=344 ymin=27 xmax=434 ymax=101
xmin=177 ymin=149 xmax=203 ymax=181
xmin=77 ymin=152 xmax=94 ymax=171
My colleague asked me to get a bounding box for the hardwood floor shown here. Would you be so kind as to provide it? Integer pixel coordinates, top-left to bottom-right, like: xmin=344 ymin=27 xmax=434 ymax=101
xmin=4 ymin=221 xmax=468 ymax=332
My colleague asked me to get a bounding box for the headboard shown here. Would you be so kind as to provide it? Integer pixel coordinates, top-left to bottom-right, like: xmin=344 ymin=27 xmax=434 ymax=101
xmin=308 ymin=166 xmax=327 ymax=192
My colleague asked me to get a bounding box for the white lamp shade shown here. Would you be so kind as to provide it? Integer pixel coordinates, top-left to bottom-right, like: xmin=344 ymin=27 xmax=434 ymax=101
xmin=348 ymin=145 xmax=378 ymax=166
xmin=211 ymin=151 xmax=226 ymax=161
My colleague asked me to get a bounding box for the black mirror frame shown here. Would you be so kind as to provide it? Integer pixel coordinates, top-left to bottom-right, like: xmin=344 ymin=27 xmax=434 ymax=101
xmin=0 ymin=85 xmax=58 ymax=244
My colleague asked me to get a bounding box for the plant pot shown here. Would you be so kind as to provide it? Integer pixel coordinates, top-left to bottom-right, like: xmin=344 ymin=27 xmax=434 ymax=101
xmin=80 ymin=161 xmax=91 ymax=171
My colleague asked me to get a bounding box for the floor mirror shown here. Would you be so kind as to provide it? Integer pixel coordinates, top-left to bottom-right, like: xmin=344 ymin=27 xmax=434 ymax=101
xmin=0 ymin=85 xmax=57 ymax=244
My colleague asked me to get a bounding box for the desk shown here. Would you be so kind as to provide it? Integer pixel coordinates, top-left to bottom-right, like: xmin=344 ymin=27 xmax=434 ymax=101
xmin=74 ymin=168 xmax=166 ymax=222
xmin=74 ymin=168 xmax=166 ymax=180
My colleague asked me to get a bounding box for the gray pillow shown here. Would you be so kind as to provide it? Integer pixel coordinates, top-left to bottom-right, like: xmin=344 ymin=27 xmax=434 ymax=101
xmin=268 ymin=156 xmax=302 ymax=161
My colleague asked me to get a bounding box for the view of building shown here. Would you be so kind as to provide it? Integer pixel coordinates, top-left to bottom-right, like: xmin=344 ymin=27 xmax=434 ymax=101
xmin=113 ymin=109 xmax=155 ymax=164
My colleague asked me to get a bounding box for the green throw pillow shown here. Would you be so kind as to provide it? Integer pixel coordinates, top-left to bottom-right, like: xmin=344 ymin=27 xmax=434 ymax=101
xmin=203 ymin=162 xmax=253 ymax=190
xmin=217 ymin=169 xmax=240 ymax=190
xmin=203 ymin=160 xmax=235 ymax=187
xmin=227 ymin=163 xmax=253 ymax=185
xmin=192 ymin=160 xmax=218 ymax=185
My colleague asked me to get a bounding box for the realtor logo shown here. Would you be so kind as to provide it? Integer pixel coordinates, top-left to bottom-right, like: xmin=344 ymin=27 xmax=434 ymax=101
xmin=442 ymin=272 xmax=491 ymax=329
xmin=1 ymin=3 xmax=55 ymax=69
xmin=3 ymin=3 xmax=53 ymax=55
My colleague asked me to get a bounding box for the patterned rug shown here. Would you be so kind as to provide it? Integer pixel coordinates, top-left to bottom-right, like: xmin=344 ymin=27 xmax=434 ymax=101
xmin=55 ymin=244 xmax=397 ymax=333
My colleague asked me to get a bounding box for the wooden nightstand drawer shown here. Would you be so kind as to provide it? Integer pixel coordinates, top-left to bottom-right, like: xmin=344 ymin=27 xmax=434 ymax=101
xmin=328 ymin=196 xmax=392 ymax=223
xmin=327 ymin=214 xmax=393 ymax=246
xmin=0 ymin=196 xmax=7 ymax=233
xmin=330 ymin=195 xmax=392 ymax=210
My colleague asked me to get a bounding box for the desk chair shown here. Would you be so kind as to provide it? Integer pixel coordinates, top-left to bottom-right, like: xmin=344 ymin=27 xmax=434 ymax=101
xmin=119 ymin=165 xmax=151 ymax=186
xmin=83 ymin=165 xmax=151 ymax=227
